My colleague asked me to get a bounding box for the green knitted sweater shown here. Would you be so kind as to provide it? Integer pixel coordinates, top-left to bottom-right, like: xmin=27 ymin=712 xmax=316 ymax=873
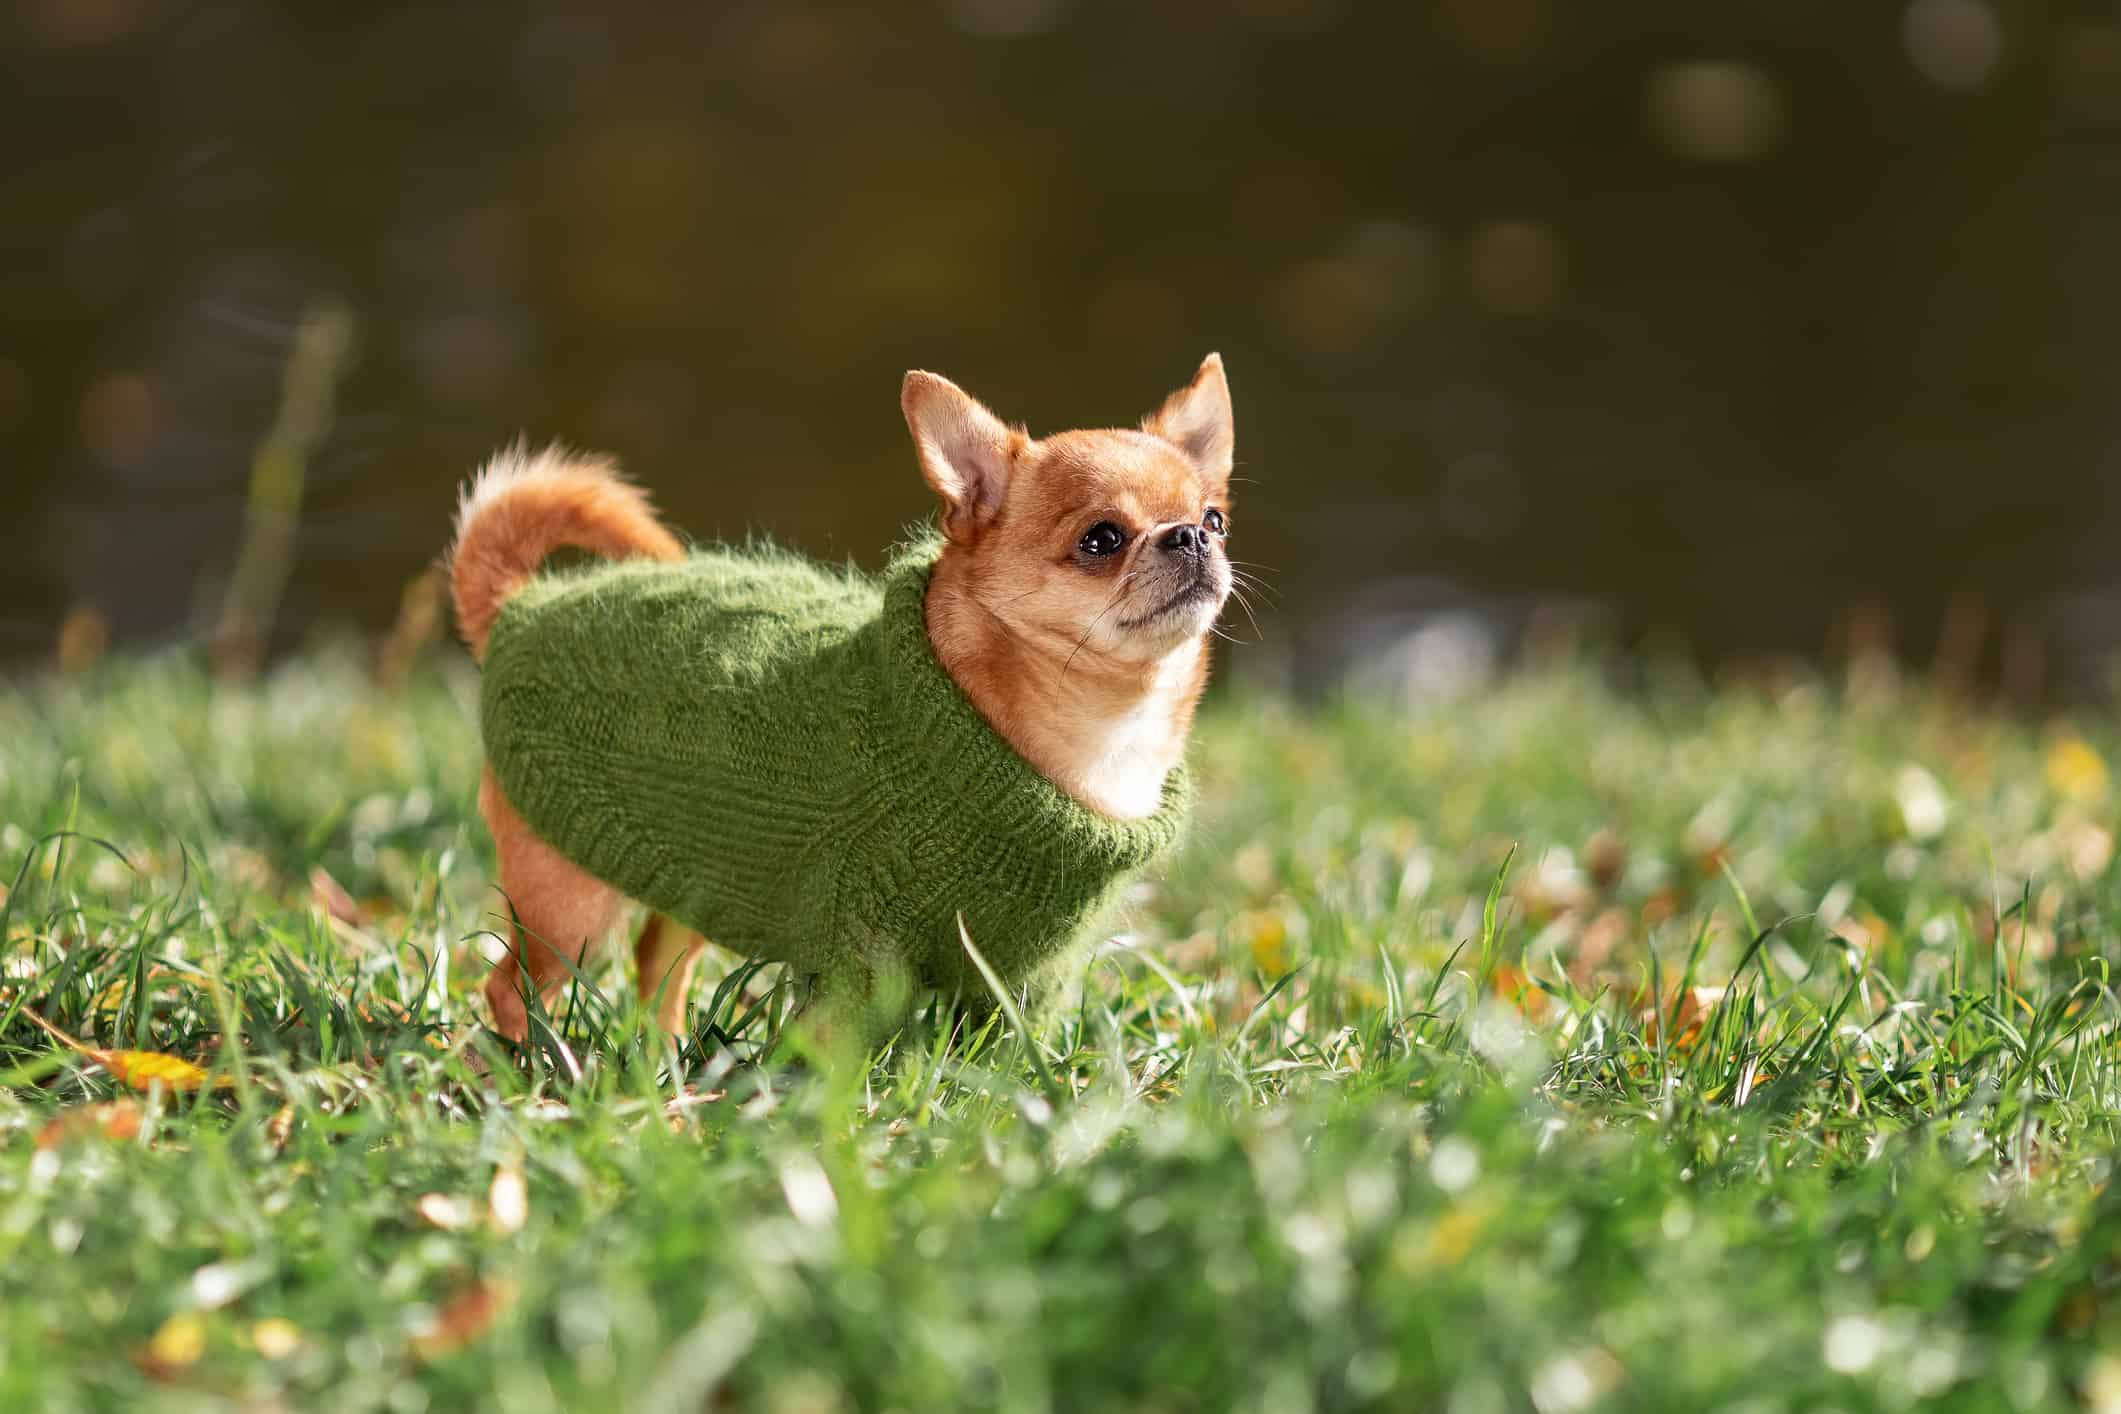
xmin=479 ymin=536 xmax=1189 ymax=1004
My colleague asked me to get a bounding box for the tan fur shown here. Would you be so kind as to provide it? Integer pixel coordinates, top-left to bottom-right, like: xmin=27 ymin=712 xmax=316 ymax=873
xmin=448 ymin=444 xmax=681 ymax=660
xmin=476 ymin=765 xmax=625 ymax=1038
xmin=633 ymin=913 xmax=708 ymax=1036
xmin=454 ymin=357 xmax=1237 ymax=1040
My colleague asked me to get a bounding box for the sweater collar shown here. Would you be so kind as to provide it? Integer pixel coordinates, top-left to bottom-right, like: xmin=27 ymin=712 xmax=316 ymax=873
xmin=873 ymin=535 xmax=1190 ymax=871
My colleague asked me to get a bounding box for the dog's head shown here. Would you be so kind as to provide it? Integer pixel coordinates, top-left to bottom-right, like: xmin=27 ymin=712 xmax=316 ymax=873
xmin=902 ymin=355 xmax=1235 ymax=667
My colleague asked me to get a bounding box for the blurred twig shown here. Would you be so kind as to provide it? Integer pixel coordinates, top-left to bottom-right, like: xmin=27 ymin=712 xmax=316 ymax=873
xmin=55 ymin=605 xmax=109 ymax=673
xmin=211 ymin=301 xmax=356 ymax=677
xmin=376 ymin=565 xmax=446 ymax=694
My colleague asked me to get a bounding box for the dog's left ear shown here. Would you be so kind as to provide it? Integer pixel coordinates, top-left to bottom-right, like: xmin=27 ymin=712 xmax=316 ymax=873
xmin=1144 ymin=353 xmax=1234 ymax=491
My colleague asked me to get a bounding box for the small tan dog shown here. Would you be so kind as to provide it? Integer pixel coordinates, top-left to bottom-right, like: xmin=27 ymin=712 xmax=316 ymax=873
xmin=449 ymin=356 xmax=1237 ymax=1041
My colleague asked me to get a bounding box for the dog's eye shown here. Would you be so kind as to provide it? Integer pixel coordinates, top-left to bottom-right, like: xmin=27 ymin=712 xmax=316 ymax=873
xmin=1077 ymin=522 xmax=1126 ymax=556
xmin=1203 ymin=507 xmax=1226 ymax=536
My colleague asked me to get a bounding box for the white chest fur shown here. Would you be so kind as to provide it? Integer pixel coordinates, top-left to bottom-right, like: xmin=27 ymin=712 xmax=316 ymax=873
xmin=1063 ymin=650 xmax=1198 ymax=820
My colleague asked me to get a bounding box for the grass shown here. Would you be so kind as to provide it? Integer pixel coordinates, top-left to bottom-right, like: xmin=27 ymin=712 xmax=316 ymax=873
xmin=3 ymin=646 xmax=2120 ymax=1412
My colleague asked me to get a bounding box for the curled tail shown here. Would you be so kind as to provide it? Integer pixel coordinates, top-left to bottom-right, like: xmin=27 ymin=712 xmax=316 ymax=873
xmin=448 ymin=444 xmax=683 ymax=659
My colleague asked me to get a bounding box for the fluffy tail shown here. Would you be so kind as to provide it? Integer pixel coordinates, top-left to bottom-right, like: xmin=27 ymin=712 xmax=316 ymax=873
xmin=448 ymin=444 xmax=683 ymax=659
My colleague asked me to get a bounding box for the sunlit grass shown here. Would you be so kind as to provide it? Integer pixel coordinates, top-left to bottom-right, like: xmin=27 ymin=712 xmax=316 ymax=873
xmin=3 ymin=650 xmax=2119 ymax=1411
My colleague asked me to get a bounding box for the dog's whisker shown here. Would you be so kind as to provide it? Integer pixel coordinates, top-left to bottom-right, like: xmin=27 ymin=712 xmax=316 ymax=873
xmin=1062 ymin=564 xmax=1149 ymax=681
xmin=1222 ymin=582 xmax=1266 ymax=641
xmin=1226 ymin=569 xmax=1281 ymax=607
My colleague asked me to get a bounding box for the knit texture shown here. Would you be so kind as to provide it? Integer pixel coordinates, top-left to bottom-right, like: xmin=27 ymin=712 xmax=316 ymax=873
xmin=480 ymin=536 xmax=1189 ymax=1003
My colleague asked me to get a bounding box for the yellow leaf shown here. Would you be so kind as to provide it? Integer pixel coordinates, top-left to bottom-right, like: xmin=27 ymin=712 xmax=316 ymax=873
xmin=1239 ymin=910 xmax=1289 ymax=976
xmin=18 ymin=1010 xmax=228 ymax=1093
xmin=2046 ymin=735 xmax=2109 ymax=804
xmin=94 ymin=1047 xmax=221 ymax=1092
xmin=139 ymin=1312 xmax=206 ymax=1377
xmin=266 ymin=1104 xmax=296 ymax=1152
xmin=251 ymin=1318 xmax=302 ymax=1360
xmin=1417 ymin=1204 xmax=1488 ymax=1268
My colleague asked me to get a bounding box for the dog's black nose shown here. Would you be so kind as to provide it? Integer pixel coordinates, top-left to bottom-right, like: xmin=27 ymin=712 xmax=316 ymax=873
xmin=1160 ymin=523 xmax=1206 ymax=556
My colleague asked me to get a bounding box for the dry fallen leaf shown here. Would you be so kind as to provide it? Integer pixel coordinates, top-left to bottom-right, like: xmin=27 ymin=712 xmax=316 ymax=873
xmin=352 ymin=993 xmax=416 ymax=1027
xmin=135 ymin=1312 xmax=207 ymax=1381
xmin=1641 ymin=985 xmax=1727 ymax=1050
xmin=97 ymin=1048 xmax=221 ymax=1092
xmin=56 ymin=604 xmax=110 ymax=673
xmin=308 ymin=866 xmax=365 ymax=925
xmin=19 ymin=1010 xmax=228 ymax=1093
xmin=410 ymin=1277 xmax=514 ymax=1360
xmin=416 ymin=1193 xmax=477 ymax=1231
xmin=1237 ymin=909 xmax=1290 ymax=976
xmin=34 ymin=1099 xmax=143 ymax=1150
xmin=488 ymin=1164 xmax=528 ymax=1234
xmin=85 ymin=966 xmax=212 ymax=1022
xmin=664 ymin=1088 xmax=728 ymax=1116
xmin=266 ymin=1104 xmax=296 ymax=1152
xmin=251 ymin=1318 xmax=302 ymax=1360
xmin=663 ymin=1088 xmax=727 ymax=1134
xmin=1489 ymin=964 xmax=1551 ymax=1021
xmin=2046 ymin=734 xmax=2110 ymax=804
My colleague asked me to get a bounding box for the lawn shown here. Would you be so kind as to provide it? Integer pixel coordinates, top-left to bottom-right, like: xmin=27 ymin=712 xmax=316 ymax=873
xmin=3 ymin=648 xmax=2119 ymax=1412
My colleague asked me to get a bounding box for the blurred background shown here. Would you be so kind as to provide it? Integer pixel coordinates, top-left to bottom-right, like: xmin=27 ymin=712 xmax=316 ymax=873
xmin=5 ymin=0 xmax=2121 ymax=696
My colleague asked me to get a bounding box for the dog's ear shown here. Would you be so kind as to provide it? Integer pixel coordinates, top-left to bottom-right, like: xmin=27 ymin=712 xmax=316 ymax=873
xmin=1144 ymin=353 xmax=1234 ymax=491
xmin=902 ymin=371 xmax=1021 ymax=541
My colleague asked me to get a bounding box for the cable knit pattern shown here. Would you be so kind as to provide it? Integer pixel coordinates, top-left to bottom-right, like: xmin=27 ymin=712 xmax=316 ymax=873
xmin=479 ymin=535 xmax=1189 ymax=1001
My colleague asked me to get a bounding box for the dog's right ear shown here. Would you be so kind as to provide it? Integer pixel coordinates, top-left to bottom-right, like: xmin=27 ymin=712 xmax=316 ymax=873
xmin=902 ymin=371 xmax=1021 ymax=541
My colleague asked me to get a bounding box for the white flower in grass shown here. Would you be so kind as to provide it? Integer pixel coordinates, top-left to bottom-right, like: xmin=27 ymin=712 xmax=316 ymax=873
xmin=2085 ymin=1354 xmax=2121 ymax=1414
xmin=1530 ymin=1348 xmax=1620 ymax=1413
xmin=1895 ymin=766 xmax=1950 ymax=840
xmin=1823 ymin=1313 xmax=1886 ymax=1374
xmin=1429 ymin=1136 xmax=1479 ymax=1194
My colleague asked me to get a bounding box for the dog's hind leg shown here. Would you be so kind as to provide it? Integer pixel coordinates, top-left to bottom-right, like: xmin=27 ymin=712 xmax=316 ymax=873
xmin=478 ymin=767 xmax=622 ymax=1042
xmin=633 ymin=913 xmax=707 ymax=1036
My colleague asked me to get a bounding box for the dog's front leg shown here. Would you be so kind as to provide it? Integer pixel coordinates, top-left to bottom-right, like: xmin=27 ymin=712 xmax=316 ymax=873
xmin=633 ymin=912 xmax=707 ymax=1036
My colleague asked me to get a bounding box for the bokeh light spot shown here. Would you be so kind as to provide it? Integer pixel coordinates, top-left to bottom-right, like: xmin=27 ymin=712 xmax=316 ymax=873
xmin=1440 ymin=452 xmax=1525 ymax=543
xmin=1903 ymin=0 xmax=2003 ymax=92
xmin=1643 ymin=62 xmax=1788 ymax=162
xmin=1271 ymin=221 xmax=1435 ymax=357
xmin=950 ymin=0 xmax=1065 ymax=38
xmin=2059 ymin=25 xmax=2121 ymax=122
xmin=78 ymin=373 xmax=155 ymax=467
xmin=27 ymin=0 xmax=145 ymax=48
xmin=1464 ymin=220 xmax=1568 ymax=316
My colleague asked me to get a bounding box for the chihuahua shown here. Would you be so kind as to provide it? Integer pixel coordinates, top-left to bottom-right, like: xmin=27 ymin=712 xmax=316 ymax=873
xmin=448 ymin=356 xmax=1236 ymax=1042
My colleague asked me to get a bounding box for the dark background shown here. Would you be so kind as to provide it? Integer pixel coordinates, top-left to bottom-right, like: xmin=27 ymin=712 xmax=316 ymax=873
xmin=5 ymin=0 xmax=2120 ymax=693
